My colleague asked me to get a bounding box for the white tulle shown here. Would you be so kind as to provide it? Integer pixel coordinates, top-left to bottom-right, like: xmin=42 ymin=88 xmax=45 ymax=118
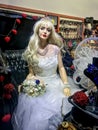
xmin=73 ymin=37 xmax=98 ymax=89
xmin=12 ymin=44 xmax=81 ymax=130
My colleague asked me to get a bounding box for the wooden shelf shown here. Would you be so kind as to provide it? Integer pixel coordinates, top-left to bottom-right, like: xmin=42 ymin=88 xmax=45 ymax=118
xmin=0 ymin=3 xmax=84 ymax=33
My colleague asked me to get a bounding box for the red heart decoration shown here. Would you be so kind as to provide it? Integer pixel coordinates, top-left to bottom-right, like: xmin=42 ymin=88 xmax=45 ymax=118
xmin=0 ymin=75 xmax=5 ymax=82
xmin=2 ymin=114 xmax=11 ymax=122
xmin=3 ymin=94 xmax=12 ymax=99
xmin=16 ymin=18 xmax=21 ymax=24
xmin=32 ymin=16 xmax=38 ymax=20
xmin=4 ymin=36 xmax=11 ymax=43
xmin=22 ymin=13 xmax=27 ymax=18
xmin=12 ymin=29 xmax=17 ymax=35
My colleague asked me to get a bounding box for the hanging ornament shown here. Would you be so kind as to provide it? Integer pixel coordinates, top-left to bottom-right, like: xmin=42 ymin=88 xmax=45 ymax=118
xmin=32 ymin=16 xmax=38 ymax=20
xmin=12 ymin=29 xmax=17 ymax=35
xmin=4 ymin=36 xmax=11 ymax=43
xmin=22 ymin=13 xmax=27 ymax=18
xmin=2 ymin=114 xmax=11 ymax=122
xmin=0 ymin=75 xmax=5 ymax=82
xmin=16 ymin=18 xmax=21 ymax=24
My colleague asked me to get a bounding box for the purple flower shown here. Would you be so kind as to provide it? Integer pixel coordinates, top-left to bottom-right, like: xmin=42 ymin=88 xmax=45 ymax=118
xmin=35 ymin=79 xmax=40 ymax=85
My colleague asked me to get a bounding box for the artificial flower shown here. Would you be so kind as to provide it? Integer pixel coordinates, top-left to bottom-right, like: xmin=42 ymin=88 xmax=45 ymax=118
xmin=4 ymin=83 xmax=14 ymax=92
xmin=72 ymin=91 xmax=88 ymax=107
xmin=22 ymin=79 xmax=46 ymax=97
xmin=0 ymin=75 xmax=5 ymax=82
xmin=3 ymin=93 xmax=12 ymax=99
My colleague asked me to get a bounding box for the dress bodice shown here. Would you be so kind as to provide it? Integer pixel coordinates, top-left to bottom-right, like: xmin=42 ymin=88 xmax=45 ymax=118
xmin=38 ymin=55 xmax=58 ymax=77
xmin=36 ymin=44 xmax=60 ymax=77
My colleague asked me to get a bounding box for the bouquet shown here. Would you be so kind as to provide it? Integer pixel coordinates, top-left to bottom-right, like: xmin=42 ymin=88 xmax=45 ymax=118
xmin=21 ymin=79 xmax=46 ymax=97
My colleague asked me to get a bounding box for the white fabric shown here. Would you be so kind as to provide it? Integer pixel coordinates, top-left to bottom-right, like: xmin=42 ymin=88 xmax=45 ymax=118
xmin=12 ymin=44 xmax=81 ymax=130
xmin=73 ymin=37 xmax=98 ymax=89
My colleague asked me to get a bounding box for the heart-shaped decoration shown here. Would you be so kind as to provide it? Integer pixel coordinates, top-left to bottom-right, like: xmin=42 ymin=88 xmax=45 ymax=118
xmin=2 ymin=114 xmax=11 ymax=122
xmin=22 ymin=13 xmax=27 ymax=18
xmin=32 ymin=16 xmax=38 ymax=20
xmin=16 ymin=18 xmax=21 ymax=24
xmin=4 ymin=36 xmax=11 ymax=43
xmin=12 ymin=29 xmax=17 ymax=35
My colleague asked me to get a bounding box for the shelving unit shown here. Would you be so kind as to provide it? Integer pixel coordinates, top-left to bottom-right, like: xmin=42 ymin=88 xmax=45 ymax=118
xmin=59 ymin=18 xmax=83 ymax=40
xmin=59 ymin=17 xmax=84 ymax=57
xmin=0 ymin=3 xmax=84 ymax=33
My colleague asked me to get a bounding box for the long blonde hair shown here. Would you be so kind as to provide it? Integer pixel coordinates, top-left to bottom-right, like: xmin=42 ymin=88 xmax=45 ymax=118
xmin=22 ymin=17 xmax=63 ymax=71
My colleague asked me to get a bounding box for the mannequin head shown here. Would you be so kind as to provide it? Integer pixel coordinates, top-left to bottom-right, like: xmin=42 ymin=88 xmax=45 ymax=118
xmin=22 ymin=17 xmax=63 ymax=65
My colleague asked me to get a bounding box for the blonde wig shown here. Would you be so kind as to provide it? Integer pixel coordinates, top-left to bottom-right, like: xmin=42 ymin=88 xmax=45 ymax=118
xmin=22 ymin=17 xmax=63 ymax=73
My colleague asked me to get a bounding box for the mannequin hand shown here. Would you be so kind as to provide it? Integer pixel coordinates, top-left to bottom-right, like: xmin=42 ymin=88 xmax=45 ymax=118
xmin=63 ymin=84 xmax=71 ymax=96
xmin=18 ymin=85 xmax=22 ymax=93
xmin=26 ymin=74 xmax=36 ymax=80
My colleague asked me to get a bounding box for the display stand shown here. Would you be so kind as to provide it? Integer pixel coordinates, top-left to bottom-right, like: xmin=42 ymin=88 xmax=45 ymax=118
xmin=63 ymin=89 xmax=98 ymax=130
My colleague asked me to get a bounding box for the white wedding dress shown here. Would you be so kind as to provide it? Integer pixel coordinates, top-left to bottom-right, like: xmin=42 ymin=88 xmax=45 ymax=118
xmin=12 ymin=44 xmax=80 ymax=130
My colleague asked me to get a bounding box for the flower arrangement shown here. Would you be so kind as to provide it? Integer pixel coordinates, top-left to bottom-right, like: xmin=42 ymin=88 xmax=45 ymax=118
xmin=0 ymin=74 xmax=14 ymax=100
xmin=21 ymin=79 xmax=46 ymax=97
xmin=72 ymin=91 xmax=89 ymax=107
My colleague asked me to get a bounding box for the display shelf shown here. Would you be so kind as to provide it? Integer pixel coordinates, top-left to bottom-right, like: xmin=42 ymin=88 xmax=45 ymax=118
xmin=0 ymin=3 xmax=84 ymax=34
xmin=59 ymin=17 xmax=84 ymax=55
xmin=59 ymin=18 xmax=83 ymax=39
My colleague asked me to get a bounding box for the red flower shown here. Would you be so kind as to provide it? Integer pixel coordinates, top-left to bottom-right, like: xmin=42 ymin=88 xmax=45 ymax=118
xmin=4 ymin=83 xmax=14 ymax=92
xmin=12 ymin=29 xmax=17 ymax=35
xmin=3 ymin=94 xmax=12 ymax=99
xmin=16 ymin=18 xmax=21 ymax=24
xmin=4 ymin=36 xmax=11 ymax=43
xmin=2 ymin=114 xmax=11 ymax=122
xmin=73 ymin=91 xmax=88 ymax=107
xmin=0 ymin=75 xmax=5 ymax=82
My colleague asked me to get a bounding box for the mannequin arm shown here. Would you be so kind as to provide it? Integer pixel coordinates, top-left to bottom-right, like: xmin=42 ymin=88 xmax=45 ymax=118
xmin=58 ymin=51 xmax=68 ymax=84
xmin=26 ymin=65 xmax=35 ymax=79
xmin=58 ymin=51 xmax=71 ymax=96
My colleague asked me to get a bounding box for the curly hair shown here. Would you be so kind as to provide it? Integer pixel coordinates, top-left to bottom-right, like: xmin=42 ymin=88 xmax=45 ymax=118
xmin=22 ymin=17 xmax=63 ymax=74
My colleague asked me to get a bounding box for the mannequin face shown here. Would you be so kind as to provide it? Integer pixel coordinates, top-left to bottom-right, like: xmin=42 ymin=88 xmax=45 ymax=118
xmin=38 ymin=23 xmax=51 ymax=41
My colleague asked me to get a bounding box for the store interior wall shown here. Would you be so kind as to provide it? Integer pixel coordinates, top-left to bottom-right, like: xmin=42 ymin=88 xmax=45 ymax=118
xmin=0 ymin=0 xmax=98 ymax=19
